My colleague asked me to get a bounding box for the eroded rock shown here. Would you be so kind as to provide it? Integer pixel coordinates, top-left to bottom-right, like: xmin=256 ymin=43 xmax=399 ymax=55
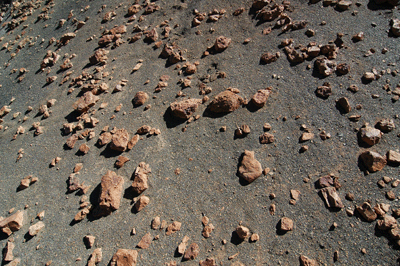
xmin=134 ymin=196 xmax=150 ymax=212
xmin=132 ymin=91 xmax=149 ymax=106
xmin=110 ymin=249 xmax=138 ymax=266
xmin=280 ymin=217 xmax=293 ymax=231
xmin=166 ymin=221 xmax=181 ymax=236
xmin=87 ymin=248 xmax=102 ymax=266
xmin=320 ymin=187 xmax=344 ymax=209
xmin=73 ymin=92 xmax=99 ymax=113
xmin=110 ymin=129 xmax=129 ymax=152
xmin=360 ymin=151 xmax=387 ymax=172
xmin=183 ymin=243 xmax=199 ymax=261
xmin=170 ymin=99 xmax=202 ymax=119
xmin=251 ymin=88 xmax=272 ymax=107
xmin=213 ymin=36 xmax=231 ymax=52
xmin=237 ymin=150 xmax=262 ymax=183
xmin=356 ymin=202 xmax=377 ymax=222
xmin=137 ymin=233 xmax=152 ymax=249
xmin=208 ymin=90 xmax=244 ymax=113
xmin=132 ymin=162 xmax=151 ymax=195
xmin=235 ymin=225 xmax=250 ymax=240
xmin=98 ymin=171 xmax=124 ymax=215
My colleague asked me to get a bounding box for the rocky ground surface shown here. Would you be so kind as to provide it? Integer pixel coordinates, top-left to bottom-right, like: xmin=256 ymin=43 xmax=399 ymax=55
xmin=0 ymin=0 xmax=400 ymax=265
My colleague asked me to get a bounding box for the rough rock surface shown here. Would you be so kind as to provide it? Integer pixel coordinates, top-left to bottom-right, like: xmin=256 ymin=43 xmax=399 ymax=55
xmin=359 ymin=125 xmax=382 ymax=146
xmin=357 ymin=202 xmax=378 ymax=222
xmin=132 ymin=162 xmax=151 ymax=195
xmin=359 ymin=151 xmax=387 ymax=172
xmin=28 ymin=221 xmax=45 ymax=236
xmin=98 ymin=171 xmax=124 ymax=215
xmin=87 ymin=248 xmax=102 ymax=266
xmin=132 ymin=91 xmax=149 ymax=106
xmin=183 ymin=243 xmax=199 ymax=261
xmin=170 ymin=99 xmax=202 ymax=119
xmin=213 ymin=36 xmax=231 ymax=52
xmin=280 ymin=217 xmax=293 ymax=231
xmin=110 ymin=129 xmax=130 ymax=151
xmin=73 ymin=92 xmax=99 ymax=113
xmin=137 ymin=232 xmax=152 ymax=249
xmin=0 ymin=211 xmax=24 ymax=233
xmin=251 ymin=88 xmax=272 ymax=107
xmin=208 ymin=90 xmax=244 ymax=113
xmin=320 ymin=187 xmax=344 ymax=208
xmin=134 ymin=196 xmax=150 ymax=212
xmin=110 ymin=249 xmax=138 ymax=266
xmin=235 ymin=225 xmax=250 ymax=239
xmin=237 ymin=150 xmax=262 ymax=183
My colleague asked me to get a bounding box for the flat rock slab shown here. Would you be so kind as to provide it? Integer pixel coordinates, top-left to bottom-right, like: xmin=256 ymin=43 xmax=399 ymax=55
xmin=99 ymin=171 xmax=124 ymax=215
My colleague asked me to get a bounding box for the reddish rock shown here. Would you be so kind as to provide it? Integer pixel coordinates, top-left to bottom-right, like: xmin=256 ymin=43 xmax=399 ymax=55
xmin=28 ymin=221 xmax=45 ymax=236
xmin=376 ymin=118 xmax=395 ymax=133
xmin=68 ymin=174 xmax=80 ymax=192
xmin=132 ymin=91 xmax=149 ymax=106
xmin=170 ymin=99 xmax=202 ymax=119
xmin=109 ymin=25 xmax=127 ymax=35
xmin=202 ymin=224 xmax=215 ymax=238
xmin=151 ymin=217 xmax=161 ymax=230
xmin=260 ymin=52 xmax=279 ymax=64
xmin=377 ymin=214 xmax=397 ymax=230
xmin=110 ymin=249 xmax=138 ymax=266
xmin=98 ymin=132 xmax=112 ymax=146
xmin=98 ymin=34 xmax=118 ymax=47
xmin=144 ymin=28 xmax=158 ymax=42
xmin=199 ymin=258 xmax=217 ymax=266
xmin=183 ymin=243 xmax=199 ymax=261
xmin=359 ymin=151 xmax=387 ymax=172
xmin=315 ymin=58 xmax=336 ymax=77
xmin=137 ymin=233 xmax=152 ymax=249
xmin=84 ymin=235 xmax=96 ymax=248
xmin=359 ymin=125 xmax=382 ymax=146
xmin=280 ymin=217 xmax=293 ymax=231
xmin=79 ymin=143 xmax=90 ymax=154
xmin=89 ymin=49 xmax=109 ymax=65
xmin=177 ymin=235 xmax=189 ymax=255
xmin=87 ymin=248 xmax=102 ymax=266
xmin=237 ymin=150 xmax=262 ymax=183
xmin=208 ymin=90 xmax=244 ymax=113
xmin=235 ymin=225 xmax=250 ymax=239
xmin=320 ymin=187 xmax=344 ymax=209
xmin=127 ymin=4 xmax=141 ymax=15
xmin=259 ymin=132 xmax=275 ymax=144
xmin=387 ymin=150 xmax=400 ymax=165
xmin=59 ymin=32 xmax=76 ymax=45
xmin=315 ymin=83 xmax=332 ymax=99
xmin=98 ymin=171 xmax=124 ymax=215
xmin=356 ymin=202 xmax=377 ymax=222
xmin=132 ymin=162 xmax=151 ymax=195
xmin=134 ymin=196 xmax=150 ymax=212
xmin=299 ymin=132 xmax=314 ymax=142
xmin=110 ymin=129 xmax=130 ymax=152
xmin=74 ymin=207 xmax=91 ymax=222
xmin=185 ymin=63 xmax=197 ymax=75
xmin=3 ymin=240 xmax=15 ymax=262
xmin=336 ymin=97 xmax=351 ymax=113
xmin=115 ymin=156 xmax=130 ymax=168
xmin=336 ymin=63 xmax=350 ymax=75
xmin=0 ymin=211 xmax=24 ymax=232
xmin=73 ymin=92 xmax=99 ymax=113
xmin=299 ymin=255 xmax=318 ymax=266
xmin=251 ymin=88 xmax=272 ymax=107
xmin=127 ymin=135 xmax=140 ymax=150
xmin=0 ymin=106 xmax=11 ymax=117
xmin=166 ymin=221 xmax=181 ymax=236
xmin=213 ymin=36 xmax=231 ymax=52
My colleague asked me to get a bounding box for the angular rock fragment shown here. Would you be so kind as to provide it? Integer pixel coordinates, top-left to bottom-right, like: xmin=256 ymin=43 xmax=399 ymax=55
xmin=260 ymin=52 xmax=279 ymax=64
xmin=356 ymin=202 xmax=377 ymax=222
xmin=376 ymin=118 xmax=395 ymax=133
xmin=134 ymin=196 xmax=150 ymax=212
xmin=315 ymin=58 xmax=336 ymax=77
xmin=170 ymin=98 xmax=202 ymax=119
xmin=213 ymin=36 xmax=231 ymax=52
xmin=183 ymin=243 xmax=199 ymax=261
xmin=177 ymin=235 xmax=189 ymax=255
xmin=315 ymin=83 xmax=332 ymax=99
xmin=202 ymin=223 xmax=215 ymax=238
xmin=235 ymin=225 xmax=250 ymax=240
xmin=87 ymin=248 xmax=102 ymax=266
xmin=0 ymin=106 xmax=11 ymax=118
xmin=259 ymin=132 xmax=275 ymax=144
xmin=98 ymin=171 xmax=124 ymax=215
xmin=166 ymin=221 xmax=181 ymax=236
xmin=28 ymin=221 xmax=44 ymax=236
xmin=251 ymin=87 xmax=271 ymax=107
xmin=320 ymin=187 xmax=344 ymax=209
xmin=132 ymin=91 xmax=149 ymax=106
xmin=359 ymin=125 xmax=382 ymax=146
xmin=79 ymin=143 xmax=90 ymax=154
xmin=336 ymin=0 xmax=352 ymax=10
xmin=98 ymin=132 xmax=112 ymax=146
xmin=84 ymin=235 xmax=96 ymax=248
xmin=137 ymin=233 xmax=152 ymax=249
xmin=110 ymin=249 xmax=138 ymax=266
xmin=60 ymin=32 xmax=76 ymax=45
xmin=208 ymin=90 xmax=244 ymax=113
xmin=199 ymin=258 xmax=217 ymax=266
xmin=387 ymin=150 xmax=400 ymax=165
xmin=359 ymin=151 xmax=387 ymax=172
xmin=89 ymin=49 xmax=109 ymax=65
xmin=390 ymin=19 xmax=400 ymax=37
xmin=336 ymin=63 xmax=350 ymax=75
xmin=127 ymin=135 xmax=139 ymax=150
xmin=377 ymin=214 xmax=397 ymax=230
xmin=299 ymin=132 xmax=314 ymax=142
xmin=237 ymin=150 xmax=262 ymax=183
xmin=0 ymin=211 xmax=24 ymax=234
xmin=110 ymin=129 xmax=129 ymax=152
xmin=74 ymin=207 xmax=91 ymax=222
xmin=3 ymin=240 xmax=15 ymax=262
xmin=115 ymin=156 xmax=130 ymax=168
xmin=68 ymin=174 xmax=80 ymax=192
xmin=132 ymin=162 xmax=151 ymax=195
xmin=151 ymin=217 xmax=160 ymax=230
xmin=336 ymin=97 xmax=351 ymax=113
xmin=73 ymin=92 xmax=99 ymax=113
xmin=299 ymin=255 xmax=318 ymax=266
xmin=280 ymin=217 xmax=293 ymax=231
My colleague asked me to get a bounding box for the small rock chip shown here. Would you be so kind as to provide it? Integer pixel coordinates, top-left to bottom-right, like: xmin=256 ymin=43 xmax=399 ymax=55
xmin=28 ymin=221 xmax=45 ymax=236
xmin=170 ymin=99 xmax=202 ymax=119
xmin=202 ymin=224 xmax=215 ymax=238
xmin=127 ymin=135 xmax=140 ymax=150
xmin=132 ymin=162 xmax=151 ymax=195
xmin=208 ymin=90 xmax=244 ymax=113
xmin=356 ymin=202 xmax=377 ymax=222
xmin=74 ymin=163 xmax=83 ymax=173
xmin=259 ymin=132 xmax=275 ymax=144
xmin=137 ymin=232 xmax=152 ymax=249
xmin=315 ymin=58 xmax=336 ymax=77
xmin=110 ymin=249 xmax=138 ymax=266
xmin=98 ymin=132 xmax=112 ymax=146
xmin=98 ymin=171 xmax=124 ymax=215
xmin=151 ymin=217 xmax=161 ymax=230
xmin=315 ymin=83 xmax=332 ymax=99
xmin=84 ymin=235 xmax=96 ymax=248
xmin=250 ymin=233 xmax=259 ymax=242
xmin=166 ymin=221 xmax=182 ymax=236
xmin=390 ymin=18 xmax=400 ymax=37
xmin=299 ymin=132 xmax=314 ymax=142
xmin=251 ymin=87 xmax=272 ymax=107
xmin=237 ymin=150 xmax=262 ymax=183
xmin=0 ymin=210 xmax=24 ymax=233
xmin=235 ymin=225 xmax=250 ymax=240
xmin=387 ymin=150 xmax=400 ymax=165
xmin=134 ymin=196 xmax=150 ymax=212
xmin=320 ymin=187 xmax=344 ymax=209
xmin=115 ymin=156 xmax=130 ymax=168
xmin=79 ymin=143 xmax=90 ymax=154
xmin=359 ymin=151 xmax=387 ymax=172
xmin=290 ymin=190 xmax=301 ymax=200
xmin=280 ymin=217 xmax=293 ymax=231
xmin=183 ymin=243 xmax=200 ymax=261
xmin=3 ymin=240 xmax=15 ymax=261
xmin=132 ymin=91 xmax=149 ymax=106
xmin=87 ymin=248 xmax=102 ymax=266
xmin=299 ymin=255 xmax=318 ymax=266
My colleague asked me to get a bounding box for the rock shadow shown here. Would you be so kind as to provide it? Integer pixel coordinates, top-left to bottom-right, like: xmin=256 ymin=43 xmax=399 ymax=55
xmin=163 ymin=107 xmax=187 ymax=128
xmin=275 ymin=220 xmax=289 ymax=236
xmin=230 ymin=231 xmax=245 ymax=245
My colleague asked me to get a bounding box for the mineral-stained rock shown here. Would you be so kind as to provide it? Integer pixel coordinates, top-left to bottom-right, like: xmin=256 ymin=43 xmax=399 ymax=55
xmin=110 ymin=129 xmax=129 ymax=151
xmin=3 ymin=240 xmax=15 ymax=261
xmin=359 ymin=151 xmax=387 ymax=172
xmin=259 ymin=132 xmax=275 ymax=144
xmin=280 ymin=217 xmax=293 ymax=231
xmin=199 ymin=258 xmax=217 ymax=266
xmin=251 ymin=88 xmax=272 ymax=107
xmin=315 ymin=57 xmax=336 ymax=77
xmin=89 ymin=49 xmax=109 ymax=65
xmin=166 ymin=221 xmax=181 ymax=236
xmin=98 ymin=171 xmax=124 ymax=215
xmin=177 ymin=235 xmax=190 ymax=255
xmin=208 ymin=90 xmax=244 ymax=113
xmin=377 ymin=214 xmax=397 ymax=230
xmin=134 ymin=196 xmax=150 ymax=212
xmin=299 ymin=255 xmax=318 ymax=266
xmin=98 ymin=132 xmax=112 ymax=146
xmin=376 ymin=118 xmax=395 ymax=133
xmin=132 ymin=162 xmax=151 ymax=195
xmin=110 ymin=249 xmax=138 ymax=266
xmin=320 ymin=187 xmax=344 ymax=209
xmin=213 ymin=36 xmax=231 ymax=52
xmin=137 ymin=232 xmax=152 ymax=249
xmin=237 ymin=150 xmax=262 ymax=183
xmin=127 ymin=135 xmax=139 ymax=150
xmin=356 ymin=202 xmax=377 ymax=222
xmin=183 ymin=243 xmax=199 ymax=261
xmin=359 ymin=125 xmax=382 ymax=146
xmin=28 ymin=221 xmax=45 ymax=236
xmin=387 ymin=150 xmax=400 ymax=165
xmin=235 ymin=225 xmax=250 ymax=239
xmin=73 ymin=92 xmax=99 ymax=113
xmin=87 ymin=248 xmax=102 ymax=266
xmin=132 ymin=91 xmax=149 ymax=106
xmin=0 ymin=211 xmax=24 ymax=233
xmin=170 ymin=99 xmax=202 ymax=119
xmin=115 ymin=156 xmax=130 ymax=168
